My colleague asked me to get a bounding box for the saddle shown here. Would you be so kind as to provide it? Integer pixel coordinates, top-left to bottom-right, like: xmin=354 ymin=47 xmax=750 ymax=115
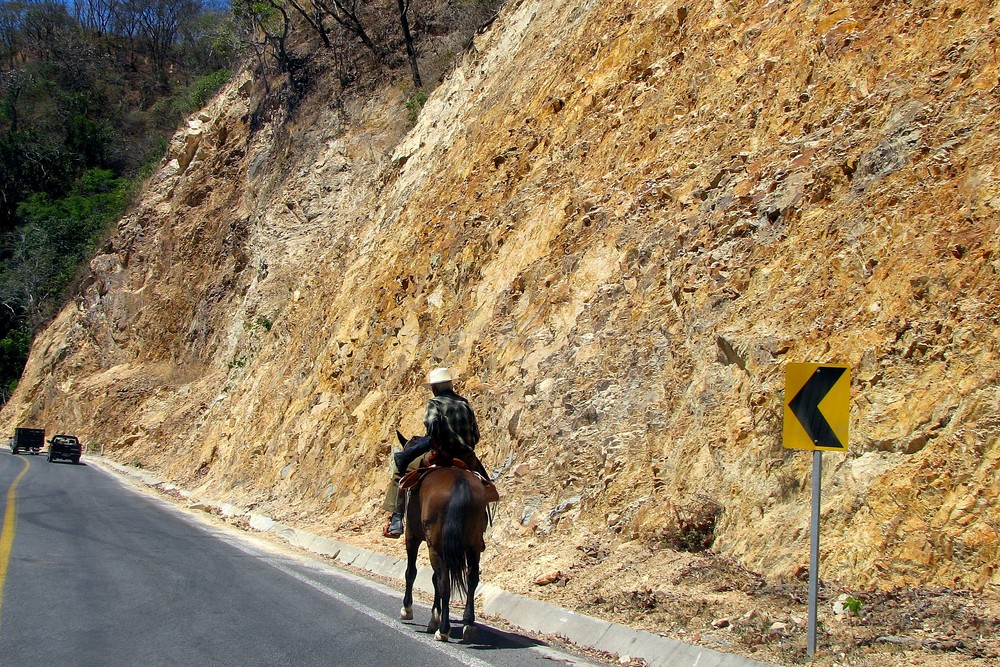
xmin=399 ymin=451 xmax=500 ymax=503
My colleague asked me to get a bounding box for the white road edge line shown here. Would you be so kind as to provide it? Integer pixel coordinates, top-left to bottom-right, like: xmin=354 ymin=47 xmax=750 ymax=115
xmin=223 ymin=537 xmax=498 ymax=667
xmin=92 ymin=461 xmax=601 ymax=667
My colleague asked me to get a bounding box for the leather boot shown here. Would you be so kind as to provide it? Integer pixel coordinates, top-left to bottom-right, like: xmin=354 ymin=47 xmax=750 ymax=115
xmin=383 ymin=486 xmax=407 ymax=538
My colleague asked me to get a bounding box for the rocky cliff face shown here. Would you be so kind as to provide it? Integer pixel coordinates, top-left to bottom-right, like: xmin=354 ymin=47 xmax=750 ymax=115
xmin=4 ymin=0 xmax=999 ymax=606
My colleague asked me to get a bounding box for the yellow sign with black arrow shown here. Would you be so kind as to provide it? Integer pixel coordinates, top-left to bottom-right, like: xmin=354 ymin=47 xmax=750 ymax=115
xmin=783 ymin=363 xmax=850 ymax=451
xmin=783 ymin=362 xmax=851 ymax=658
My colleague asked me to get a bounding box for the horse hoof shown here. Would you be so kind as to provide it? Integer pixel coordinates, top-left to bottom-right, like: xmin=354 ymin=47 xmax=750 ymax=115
xmin=434 ymin=630 xmax=449 ymax=642
xmin=400 ymin=606 xmax=413 ymax=620
xmin=461 ymin=625 xmax=477 ymax=644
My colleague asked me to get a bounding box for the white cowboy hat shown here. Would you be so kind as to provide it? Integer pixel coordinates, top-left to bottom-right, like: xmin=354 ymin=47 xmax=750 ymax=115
xmin=424 ymin=367 xmax=454 ymax=385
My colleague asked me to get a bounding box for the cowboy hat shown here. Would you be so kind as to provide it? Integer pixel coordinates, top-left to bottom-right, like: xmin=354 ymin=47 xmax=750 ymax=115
xmin=424 ymin=367 xmax=454 ymax=385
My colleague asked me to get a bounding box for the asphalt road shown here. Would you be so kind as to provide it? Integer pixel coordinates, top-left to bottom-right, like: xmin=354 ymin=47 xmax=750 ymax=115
xmin=0 ymin=449 xmax=600 ymax=667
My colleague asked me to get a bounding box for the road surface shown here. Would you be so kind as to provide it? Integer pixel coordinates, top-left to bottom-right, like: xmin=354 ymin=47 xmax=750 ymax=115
xmin=0 ymin=449 xmax=600 ymax=667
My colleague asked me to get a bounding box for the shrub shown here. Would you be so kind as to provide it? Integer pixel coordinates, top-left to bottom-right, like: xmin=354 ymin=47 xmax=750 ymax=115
xmin=405 ymin=90 xmax=428 ymax=124
xmin=663 ymin=497 xmax=725 ymax=552
xmin=187 ymin=69 xmax=233 ymax=110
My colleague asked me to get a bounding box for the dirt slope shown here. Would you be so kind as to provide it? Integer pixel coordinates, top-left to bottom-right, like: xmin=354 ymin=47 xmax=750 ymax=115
xmin=3 ymin=1 xmax=999 ymax=664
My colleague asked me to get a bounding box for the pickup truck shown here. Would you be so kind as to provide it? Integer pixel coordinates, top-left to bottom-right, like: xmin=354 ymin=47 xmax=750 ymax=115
xmin=11 ymin=427 xmax=45 ymax=455
xmin=47 ymin=434 xmax=82 ymax=464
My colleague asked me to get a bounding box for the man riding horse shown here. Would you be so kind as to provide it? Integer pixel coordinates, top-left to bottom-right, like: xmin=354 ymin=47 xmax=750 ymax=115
xmin=382 ymin=367 xmax=481 ymax=538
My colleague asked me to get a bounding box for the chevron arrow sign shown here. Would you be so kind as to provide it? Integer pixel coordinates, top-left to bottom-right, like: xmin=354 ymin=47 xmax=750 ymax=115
xmin=783 ymin=363 xmax=850 ymax=451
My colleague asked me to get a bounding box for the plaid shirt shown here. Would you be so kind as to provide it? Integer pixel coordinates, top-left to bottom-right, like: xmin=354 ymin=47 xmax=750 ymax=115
xmin=424 ymin=390 xmax=480 ymax=452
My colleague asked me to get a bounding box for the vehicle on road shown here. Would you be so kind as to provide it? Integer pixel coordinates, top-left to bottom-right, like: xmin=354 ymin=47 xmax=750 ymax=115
xmin=12 ymin=427 xmax=45 ymax=455
xmin=47 ymin=434 xmax=82 ymax=464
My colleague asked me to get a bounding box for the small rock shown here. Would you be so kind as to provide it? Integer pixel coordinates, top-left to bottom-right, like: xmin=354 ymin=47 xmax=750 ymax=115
xmin=533 ymin=570 xmax=563 ymax=586
xmin=712 ymin=617 xmax=731 ymax=628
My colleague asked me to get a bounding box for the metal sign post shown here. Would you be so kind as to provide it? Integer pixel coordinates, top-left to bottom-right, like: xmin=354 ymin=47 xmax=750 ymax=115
xmin=783 ymin=362 xmax=850 ymax=659
xmin=807 ymin=450 xmax=822 ymax=656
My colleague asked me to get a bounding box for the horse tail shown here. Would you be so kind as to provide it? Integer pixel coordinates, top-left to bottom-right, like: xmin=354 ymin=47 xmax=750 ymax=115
xmin=441 ymin=475 xmax=471 ymax=598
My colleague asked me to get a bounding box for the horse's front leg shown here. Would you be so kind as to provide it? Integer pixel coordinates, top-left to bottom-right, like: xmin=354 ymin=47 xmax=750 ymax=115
xmin=400 ymin=489 xmax=419 ymax=621
xmin=459 ymin=549 xmax=481 ymax=643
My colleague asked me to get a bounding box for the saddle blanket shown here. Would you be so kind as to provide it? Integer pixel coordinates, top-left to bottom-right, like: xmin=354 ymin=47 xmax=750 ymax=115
xmin=399 ymin=463 xmax=500 ymax=503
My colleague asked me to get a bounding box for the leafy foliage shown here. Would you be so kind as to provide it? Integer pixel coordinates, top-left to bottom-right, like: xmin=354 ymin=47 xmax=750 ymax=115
xmin=0 ymin=0 xmax=237 ymax=402
xmin=188 ymin=69 xmax=233 ymax=110
xmin=150 ymin=67 xmax=233 ymax=122
xmin=405 ymin=88 xmax=427 ymax=124
xmin=0 ymin=168 xmax=131 ymax=324
xmin=18 ymin=168 xmax=130 ymax=263
xmin=0 ymin=325 xmax=29 ymax=401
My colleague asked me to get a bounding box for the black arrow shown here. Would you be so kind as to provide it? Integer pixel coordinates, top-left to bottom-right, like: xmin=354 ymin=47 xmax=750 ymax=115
xmin=789 ymin=366 xmax=846 ymax=448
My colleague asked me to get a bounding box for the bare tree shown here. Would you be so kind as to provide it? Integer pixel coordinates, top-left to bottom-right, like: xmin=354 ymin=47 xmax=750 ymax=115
xmin=397 ymin=0 xmax=420 ymax=88
xmin=286 ymin=0 xmax=332 ymax=48
xmin=134 ymin=0 xmax=199 ymax=72
xmin=0 ymin=70 xmax=33 ymax=133
xmin=71 ymin=0 xmax=120 ymax=36
xmin=312 ymin=0 xmax=381 ymax=62
xmin=0 ymin=223 xmax=57 ymax=327
xmin=18 ymin=1 xmax=76 ymax=62
xmin=230 ymin=0 xmax=294 ymax=79
xmin=0 ymin=3 xmax=24 ymax=69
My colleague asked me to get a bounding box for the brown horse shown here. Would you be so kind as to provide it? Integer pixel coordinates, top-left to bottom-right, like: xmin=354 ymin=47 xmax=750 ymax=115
xmin=397 ymin=435 xmax=488 ymax=643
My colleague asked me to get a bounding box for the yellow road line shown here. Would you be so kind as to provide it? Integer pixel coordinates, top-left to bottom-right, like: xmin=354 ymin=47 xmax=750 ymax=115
xmin=0 ymin=455 xmax=30 ymax=628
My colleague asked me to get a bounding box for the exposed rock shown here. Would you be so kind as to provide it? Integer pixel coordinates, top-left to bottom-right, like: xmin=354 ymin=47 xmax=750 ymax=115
xmin=533 ymin=570 xmax=564 ymax=586
xmin=2 ymin=6 xmax=998 ymax=663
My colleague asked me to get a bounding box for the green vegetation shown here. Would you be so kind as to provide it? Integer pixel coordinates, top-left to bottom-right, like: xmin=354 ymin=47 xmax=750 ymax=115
xmin=405 ymin=89 xmax=428 ymax=125
xmin=151 ymin=69 xmax=234 ymax=122
xmin=254 ymin=315 xmax=274 ymax=332
xmin=844 ymin=595 xmax=863 ymax=617
xmin=0 ymin=0 xmax=237 ymax=402
xmin=6 ymin=168 xmax=132 ymax=312
xmin=0 ymin=0 xmax=509 ymax=403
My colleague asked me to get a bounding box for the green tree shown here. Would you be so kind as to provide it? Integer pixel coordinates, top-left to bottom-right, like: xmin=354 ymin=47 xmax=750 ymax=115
xmin=0 ymin=0 xmax=236 ymax=403
xmin=0 ymin=324 xmax=29 ymax=401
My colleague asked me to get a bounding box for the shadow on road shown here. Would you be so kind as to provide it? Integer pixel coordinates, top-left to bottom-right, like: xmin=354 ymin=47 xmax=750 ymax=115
xmin=399 ymin=618 xmax=546 ymax=651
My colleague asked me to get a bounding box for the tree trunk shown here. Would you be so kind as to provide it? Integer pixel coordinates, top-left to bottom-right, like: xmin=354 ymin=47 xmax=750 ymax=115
xmin=397 ymin=0 xmax=421 ymax=89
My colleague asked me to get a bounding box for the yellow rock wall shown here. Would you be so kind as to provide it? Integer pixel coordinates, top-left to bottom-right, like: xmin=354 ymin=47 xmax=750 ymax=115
xmin=4 ymin=0 xmax=999 ymax=591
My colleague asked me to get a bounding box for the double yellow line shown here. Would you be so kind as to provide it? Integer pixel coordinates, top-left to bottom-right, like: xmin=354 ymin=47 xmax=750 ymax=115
xmin=0 ymin=455 xmax=30 ymax=628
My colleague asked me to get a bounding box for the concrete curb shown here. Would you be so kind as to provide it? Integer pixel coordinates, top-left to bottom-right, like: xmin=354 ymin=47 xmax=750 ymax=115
xmin=92 ymin=457 xmax=777 ymax=667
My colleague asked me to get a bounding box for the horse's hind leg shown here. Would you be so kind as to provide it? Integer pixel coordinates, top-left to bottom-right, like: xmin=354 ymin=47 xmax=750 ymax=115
xmin=459 ymin=548 xmax=481 ymax=644
xmin=432 ymin=553 xmax=452 ymax=641
xmin=401 ymin=536 xmax=419 ymax=621
xmin=427 ymin=557 xmax=442 ymax=634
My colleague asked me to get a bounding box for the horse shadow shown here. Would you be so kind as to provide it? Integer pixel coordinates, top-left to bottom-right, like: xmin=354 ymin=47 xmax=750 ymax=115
xmin=398 ymin=616 xmax=547 ymax=652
